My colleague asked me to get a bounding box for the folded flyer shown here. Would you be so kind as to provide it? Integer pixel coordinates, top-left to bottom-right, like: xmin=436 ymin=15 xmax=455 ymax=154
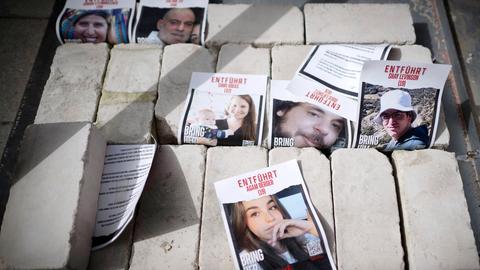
xmin=354 ymin=60 xmax=451 ymax=151
xmin=178 ymin=72 xmax=267 ymax=147
xmin=287 ymin=44 xmax=391 ymax=121
xmin=269 ymin=80 xmax=351 ymax=151
xmin=92 ymin=143 xmax=156 ymax=250
xmin=214 ymin=160 xmax=336 ymax=270
xmin=133 ymin=0 xmax=208 ymax=45
xmin=56 ymin=0 xmax=135 ymax=45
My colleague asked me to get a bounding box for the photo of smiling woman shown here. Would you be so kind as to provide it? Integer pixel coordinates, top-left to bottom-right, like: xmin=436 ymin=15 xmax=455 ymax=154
xmin=227 ymin=193 xmax=333 ymax=270
xmin=58 ymin=8 xmax=132 ymax=44
xmin=216 ymin=95 xmax=257 ymax=146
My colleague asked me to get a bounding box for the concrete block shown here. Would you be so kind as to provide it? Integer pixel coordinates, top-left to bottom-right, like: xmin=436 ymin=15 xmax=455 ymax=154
xmin=392 ymin=149 xmax=480 ymax=270
xmin=217 ymin=44 xmax=270 ymax=76
xmin=35 ymin=43 xmax=109 ymax=123
xmin=331 ymin=149 xmax=404 ymax=270
xmin=0 ymin=122 xmax=106 ymax=269
xmin=88 ymin=222 xmax=134 ymax=270
xmin=95 ymin=95 xmax=154 ymax=144
xmin=268 ymin=147 xmax=335 ymax=259
xmin=271 ymin=45 xmax=314 ymax=80
xmin=103 ymin=44 xmax=162 ymax=96
xmin=155 ymin=44 xmax=215 ymax=144
xmin=199 ymin=147 xmax=267 ymax=269
xmin=305 ymin=4 xmax=415 ymax=44
xmin=206 ymin=4 xmax=304 ymax=47
xmin=130 ymin=145 xmax=207 ymax=269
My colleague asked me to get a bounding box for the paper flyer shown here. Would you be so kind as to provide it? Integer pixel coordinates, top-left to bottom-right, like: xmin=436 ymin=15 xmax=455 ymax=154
xmin=269 ymin=80 xmax=351 ymax=151
xmin=91 ymin=143 xmax=156 ymax=250
xmin=132 ymin=0 xmax=208 ymax=46
xmin=214 ymin=160 xmax=336 ymax=270
xmin=56 ymin=0 xmax=135 ymax=44
xmin=287 ymin=44 xmax=391 ymax=121
xmin=178 ymin=72 xmax=267 ymax=147
xmin=354 ymin=60 xmax=451 ymax=151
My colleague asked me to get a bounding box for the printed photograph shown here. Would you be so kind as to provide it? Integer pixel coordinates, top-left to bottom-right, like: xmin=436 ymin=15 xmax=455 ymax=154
xmin=356 ymin=83 xmax=440 ymax=151
xmin=271 ymin=99 xmax=349 ymax=152
xmin=134 ymin=6 xmax=205 ymax=45
xmin=181 ymin=91 xmax=263 ymax=146
xmin=223 ymin=185 xmax=333 ymax=270
xmin=59 ymin=8 xmax=131 ymax=44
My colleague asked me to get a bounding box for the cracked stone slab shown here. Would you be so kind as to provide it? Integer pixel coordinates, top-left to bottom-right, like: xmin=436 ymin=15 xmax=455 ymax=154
xmin=206 ymin=4 xmax=304 ymax=47
xmin=0 ymin=122 xmax=106 ymax=269
xmin=130 ymin=145 xmax=207 ymax=269
xmin=331 ymin=149 xmax=404 ymax=270
xmin=155 ymin=44 xmax=215 ymax=144
xmin=199 ymin=147 xmax=267 ymax=269
xmin=305 ymin=4 xmax=415 ymax=44
xmin=392 ymin=149 xmax=480 ymax=270
xmin=103 ymin=44 xmax=162 ymax=96
xmin=35 ymin=43 xmax=109 ymax=124
xmin=268 ymin=147 xmax=336 ymax=260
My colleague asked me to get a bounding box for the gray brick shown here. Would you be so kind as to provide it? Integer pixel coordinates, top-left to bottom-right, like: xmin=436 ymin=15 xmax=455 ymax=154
xmin=206 ymin=4 xmax=304 ymax=47
xmin=35 ymin=43 xmax=109 ymax=124
xmin=331 ymin=149 xmax=404 ymax=270
xmin=268 ymin=147 xmax=336 ymax=260
xmin=305 ymin=4 xmax=415 ymax=44
xmin=130 ymin=145 xmax=206 ymax=269
xmin=271 ymin=45 xmax=314 ymax=80
xmin=199 ymin=147 xmax=267 ymax=269
xmin=103 ymin=44 xmax=162 ymax=96
xmin=392 ymin=149 xmax=480 ymax=270
xmin=95 ymin=95 xmax=154 ymax=144
xmin=0 ymin=122 xmax=106 ymax=269
xmin=217 ymin=44 xmax=270 ymax=76
xmin=155 ymin=44 xmax=215 ymax=144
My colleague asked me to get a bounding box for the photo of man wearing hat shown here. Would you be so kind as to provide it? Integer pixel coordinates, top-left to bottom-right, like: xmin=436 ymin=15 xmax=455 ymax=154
xmin=373 ymin=90 xmax=429 ymax=151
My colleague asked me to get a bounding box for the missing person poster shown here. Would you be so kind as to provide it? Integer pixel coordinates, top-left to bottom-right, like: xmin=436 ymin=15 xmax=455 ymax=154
xmin=56 ymin=0 xmax=135 ymax=44
xmin=178 ymin=72 xmax=267 ymax=147
xmin=269 ymin=80 xmax=351 ymax=151
xmin=92 ymin=143 xmax=156 ymax=250
xmin=132 ymin=0 xmax=208 ymax=46
xmin=214 ymin=160 xmax=336 ymax=270
xmin=287 ymin=44 xmax=391 ymax=121
xmin=354 ymin=61 xmax=451 ymax=151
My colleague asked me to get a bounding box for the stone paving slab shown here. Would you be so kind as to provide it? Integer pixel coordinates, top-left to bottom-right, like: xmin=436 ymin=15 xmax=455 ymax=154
xmin=268 ymin=147 xmax=336 ymax=260
xmin=155 ymin=44 xmax=216 ymax=144
xmin=95 ymin=97 xmax=154 ymax=144
xmin=217 ymin=44 xmax=270 ymax=76
xmin=305 ymin=4 xmax=416 ymax=45
xmin=0 ymin=122 xmax=106 ymax=269
xmin=130 ymin=145 xmax=206 ymax=269
xmin=35 ymin=43 xmax=109 ymax=124
xmin=199 ymin=146 xmax=267 ymax=269
xmin=331 ymin=149 xmax=404 ymax=270
xmin=103 ymin=44 xmax=162 ymax=96
xmin=206 ymin=4 xmax=304 ymax=48
xmin=392 ymin=150 xmax=480 ymax=270
xmin=271 ymin=45 xmax=314 ymax=80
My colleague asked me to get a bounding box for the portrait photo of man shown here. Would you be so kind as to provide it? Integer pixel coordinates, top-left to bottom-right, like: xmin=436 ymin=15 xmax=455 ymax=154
xmin=373 ymin=90 xmax=429 ymax=151
xmin=134 ymin=6 xmax=205 ymax=46
xmin=272 ymin=100 xmax=348 ymax=150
